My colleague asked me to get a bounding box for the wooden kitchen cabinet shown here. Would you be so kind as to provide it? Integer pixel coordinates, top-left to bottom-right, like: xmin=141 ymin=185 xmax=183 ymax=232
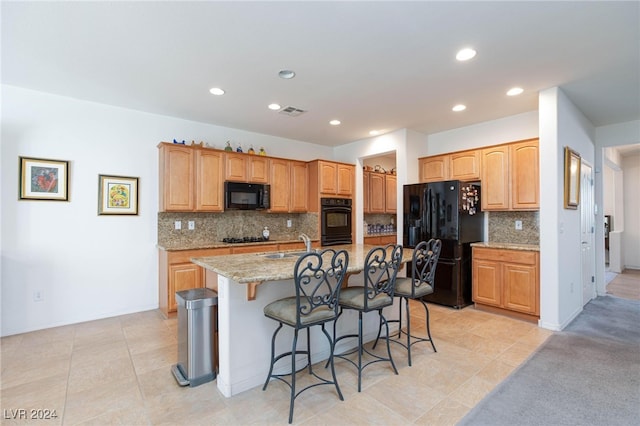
xmin=419 ymin=155 xmax=449 ymax=183
xmin=419 ymin=149 xmax=481 ymax=183
xmin=158 ymin=143 xmax=223 ymax=212
xmin=308 ymin=160 xmax=355 ymax=212
xmin=224 ymin=152 xmax=269 ymax=183
xmin=363 ymin=171 xmax=396 ymax=214
xmin=364 ymin=235 xmax=397 ymax=245
xmin=368 ymin=172 xmax=386 ymax=213
xmin=472 ymin=246 xmax=539 ymax=319
xmin=385 ymin=174 xmax=397 ymax=213
xmin=481 ymin=139 xmax=539 ymax=211
xmin=269 ymin=159 xmax=308 ymax=213
xmin=159 ymin=247 xmax=231 ymax=317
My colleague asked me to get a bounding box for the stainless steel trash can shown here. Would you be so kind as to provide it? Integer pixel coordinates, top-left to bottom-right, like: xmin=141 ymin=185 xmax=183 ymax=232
xmin=171 ymin=288 xmax=217 ymax=387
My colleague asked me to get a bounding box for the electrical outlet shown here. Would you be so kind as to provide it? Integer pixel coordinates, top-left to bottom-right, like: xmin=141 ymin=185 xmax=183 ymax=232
xmin=33 ymin=290 xmax=44 ymax=302
xmin=515 ymin=220 xmax=523 ymax=230
xmin=188 ymin=221 xmax=195 ymax=230
xmin=175 ymin=221 xmax=181 ymax=230
xmin=287 ymin=219 xmax=292 ymax=228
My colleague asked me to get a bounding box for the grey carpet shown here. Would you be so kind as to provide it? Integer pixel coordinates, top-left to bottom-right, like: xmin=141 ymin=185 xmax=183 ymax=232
xmin=459 ymin=296 xmax=640 ymax=426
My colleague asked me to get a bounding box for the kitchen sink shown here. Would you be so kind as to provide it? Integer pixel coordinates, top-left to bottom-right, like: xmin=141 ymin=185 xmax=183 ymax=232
xmin=260 ymin=251 xmax=315 ymax=259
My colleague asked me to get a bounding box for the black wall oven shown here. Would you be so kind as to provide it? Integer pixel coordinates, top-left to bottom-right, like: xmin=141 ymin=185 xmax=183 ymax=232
xmin=321 ymin=198 xmax=352 ymax=246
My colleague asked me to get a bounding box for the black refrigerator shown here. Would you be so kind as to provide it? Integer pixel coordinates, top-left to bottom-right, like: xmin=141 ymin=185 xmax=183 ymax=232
xmin=403 ymin=180 xmax=483 ymax=309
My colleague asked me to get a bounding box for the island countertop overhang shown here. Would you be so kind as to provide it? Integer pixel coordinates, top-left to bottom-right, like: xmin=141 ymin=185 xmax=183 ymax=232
xmin=191 ymin=244 xmax=412 ymax=299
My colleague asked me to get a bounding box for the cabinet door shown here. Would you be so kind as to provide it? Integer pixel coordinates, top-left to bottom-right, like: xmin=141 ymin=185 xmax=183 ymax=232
xmin=503 ymin=263 xmax=538 ymax=314
xmin=336 ymin=164 xmax=354 ymax=196
xmin=195 ymin=149 xmax=224 ymax=211
xmin=511 ymin=140 xmax=539 ymax=210
xmin=160 ymin=144 xmax=194 ymax=211
xmin=225 ymin=153 xmax=247 ymax=182
xmin=369 ymin=172 xmax=385 ymax=213
xmin=450 ymin=150 xmax=481 ymax=181
xmin=319 ymin=161 xmax=337 ymax=194
xmin=385 ymin=174 xmax=397 ymax=213
xmin=290 ymin=161 xmax=308 ymax=212
xmin=269 ymin=158 xmax=290 ymax=212
xmin=363 ymin=171 xmax=370 ymax=213
xmin=364 ymin=236 xmax=381 ymax=245
xmin=248 ymin=156 xmax=269 ymax=183
xmin=472 ymin=259 xmax=502 ymax=307
xmin=419 ymin=155 xmax=449 ymax=183
xmin=379 ymin=235 xmax=397 ymax=245
xmin=481 ymin=146 xmax=510 ymax=210
xmin=169 ymin=263 xmax=202 ymax=312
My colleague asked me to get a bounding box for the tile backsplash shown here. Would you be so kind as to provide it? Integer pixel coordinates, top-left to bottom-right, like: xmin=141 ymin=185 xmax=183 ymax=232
xmin=158 ymin=211 xmax=318 ymax=249
xmin=488 ymin=211 xmax=539 ymax=245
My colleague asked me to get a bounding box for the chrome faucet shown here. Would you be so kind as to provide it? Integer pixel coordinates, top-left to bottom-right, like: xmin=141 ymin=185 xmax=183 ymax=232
xmin=299 ymin=233 xmax=312 ymax=252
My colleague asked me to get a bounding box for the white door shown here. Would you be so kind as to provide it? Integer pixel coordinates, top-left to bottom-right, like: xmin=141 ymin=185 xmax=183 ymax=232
xmin=581 ymin=163 xmax=595 ymax=305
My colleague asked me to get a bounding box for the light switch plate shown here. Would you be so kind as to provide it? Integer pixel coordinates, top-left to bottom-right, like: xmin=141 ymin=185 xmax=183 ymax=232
xmin=515 ymin=220 xmax=523 ymax=230
xmin=287 ymin=219 xmax=292 ymax=228
xmin=175 ymin=220 xmax=181 ymax=230
xmin=188 ymin=221 xmax=195 ymax=230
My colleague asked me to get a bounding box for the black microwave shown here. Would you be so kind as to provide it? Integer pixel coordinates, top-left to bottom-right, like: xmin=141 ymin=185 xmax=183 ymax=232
xmin=224 ymin=182 xmax=270 ymax=210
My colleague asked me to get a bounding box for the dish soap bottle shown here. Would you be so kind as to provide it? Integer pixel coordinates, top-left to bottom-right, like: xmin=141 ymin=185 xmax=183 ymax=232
xmin=262 ymin=226 xmax=270 ymax=241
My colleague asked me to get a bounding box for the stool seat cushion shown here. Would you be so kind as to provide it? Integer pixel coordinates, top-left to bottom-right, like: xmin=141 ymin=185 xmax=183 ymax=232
xmin=394 ymin=277 xmax=434 ymax=298
xmin=264 ymin=297 xmax=336 ymax=327
xmin=339 ymin=286 xmax=393 ymax=310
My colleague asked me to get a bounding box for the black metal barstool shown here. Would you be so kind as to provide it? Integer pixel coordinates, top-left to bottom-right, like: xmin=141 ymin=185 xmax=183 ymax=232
xmin=262 ymin=248 xmax=349 ymax=424
xmin=374 ymin=239 xmax=441 ymax=366
xmin=332 ymin=244 xmax=403 ymax=392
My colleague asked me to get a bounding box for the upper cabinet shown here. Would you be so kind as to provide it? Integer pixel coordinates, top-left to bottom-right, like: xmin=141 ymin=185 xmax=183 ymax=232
xmin=364 ymin=171 xmax=396 ymax=214
xmin=308 ymin=160 xmax=354 ymax=198
xmin=269 ymin=159 xmax=308 ymax=213
xmin=481 ymin=138 xmax=539 ymax=211
xmin=225 ymin=152 xmax=269 ymax=183
xmin=158 ymin=143 xmax=223 ymax=212
xmin=419 ymin=149 xmax=481 ymax=183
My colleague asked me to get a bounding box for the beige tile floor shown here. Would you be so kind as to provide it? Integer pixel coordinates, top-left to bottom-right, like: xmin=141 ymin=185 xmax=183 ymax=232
xmin=1 ymin=302 xmax=552 ymax=425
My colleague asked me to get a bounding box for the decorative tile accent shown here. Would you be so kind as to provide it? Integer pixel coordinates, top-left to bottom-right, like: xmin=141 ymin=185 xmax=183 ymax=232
xmin=488 ymin=211 xmax=539 ymax=245
xmin=158 ymin=212 xmax=318 ymax=250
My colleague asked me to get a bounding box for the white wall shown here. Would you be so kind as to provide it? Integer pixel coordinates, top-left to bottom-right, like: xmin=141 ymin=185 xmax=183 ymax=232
xmin=334 ymin=129 xmax=411 ymax=244
xmin=539 ymin=87 xmax=596 ymax=331
xmin=622 ymin=153 xmax=640 ymax=269
xmin=1 ymin=85 xmax=332 ymax=336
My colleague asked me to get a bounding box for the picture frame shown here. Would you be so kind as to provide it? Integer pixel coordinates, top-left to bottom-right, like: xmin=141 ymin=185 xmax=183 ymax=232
xmin=19 ymin=156 xmax=69 ymax=201
xmin=98 ymin=174 xmax=139 ymax=215
xmin=564 ymin=146 xmax=581 ymax=209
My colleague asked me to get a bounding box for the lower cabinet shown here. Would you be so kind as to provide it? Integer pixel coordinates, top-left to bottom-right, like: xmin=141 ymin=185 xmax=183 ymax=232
xmin=472 ymin=247 xmax=539 ymax=319
xmin=364 ymin=235 xmax=397 ymax=245
xmin=159 ymin=241 xmax=318 ymax=317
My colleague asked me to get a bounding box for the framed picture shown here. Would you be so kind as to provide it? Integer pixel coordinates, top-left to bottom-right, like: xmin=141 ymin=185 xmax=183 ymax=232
xmin=564 ymin=147 xmax=581 ymax=209
xmin=98 ymin=174 xmax=139 ymax=215
xmin=19 ymin=157 xmax=69 ymax=201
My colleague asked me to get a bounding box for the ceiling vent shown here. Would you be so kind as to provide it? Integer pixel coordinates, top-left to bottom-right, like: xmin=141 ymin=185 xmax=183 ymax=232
xmin=278 ymin=106 xmax=307 ymax=117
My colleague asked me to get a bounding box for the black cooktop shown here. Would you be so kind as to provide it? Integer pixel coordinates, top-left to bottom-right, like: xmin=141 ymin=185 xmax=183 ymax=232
xmin=222 ymin=236 xmax=265 ymax=244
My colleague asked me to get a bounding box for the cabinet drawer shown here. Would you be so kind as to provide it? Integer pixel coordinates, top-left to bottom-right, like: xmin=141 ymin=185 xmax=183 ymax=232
xmin=167 ymin=248 xmax=231 ymax=264
xmin=472 ymin=247 xmax=537 ymax=265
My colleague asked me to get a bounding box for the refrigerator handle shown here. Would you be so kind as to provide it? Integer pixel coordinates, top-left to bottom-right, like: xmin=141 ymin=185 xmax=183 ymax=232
xmin=424 ymin=186 xmax=430 ymax=239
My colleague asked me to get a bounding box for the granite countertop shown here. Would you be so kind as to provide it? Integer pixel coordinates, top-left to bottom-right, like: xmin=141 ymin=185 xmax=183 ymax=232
xmin=191 ymin=243 xmax=413 ymax=284
xmin=157 ymin=238 xmax=314 ymax=251
xmin=470 ymin=242 xmax=540 ymax=252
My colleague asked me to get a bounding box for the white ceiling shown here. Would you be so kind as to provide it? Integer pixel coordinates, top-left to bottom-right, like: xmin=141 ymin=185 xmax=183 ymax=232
xmin=2 ymin=1 xmax=638 ymax=147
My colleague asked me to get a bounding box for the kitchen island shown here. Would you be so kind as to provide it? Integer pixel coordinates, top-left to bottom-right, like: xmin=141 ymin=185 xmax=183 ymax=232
xmin=191 ymin=243 xmax=409 ymax=397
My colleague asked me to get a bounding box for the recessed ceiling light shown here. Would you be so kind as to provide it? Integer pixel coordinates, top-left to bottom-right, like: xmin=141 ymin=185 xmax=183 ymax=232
xmin=268 ymin=103 xmax=281 ymax=110
xmin=329 ymin=120 xmax=341 ymax=126
xmin=209 ymin=87 xmax=225 ymax=96
xmin=278 ymin=70 xmax=296 ymax=79
xmin=507 ymin=87 xmax=524 ymax=96
xmin=456 ymin=48 xmax=477 ymax=61
xmin=452 ymin=104 xmax=466 ymax=112
xmin=369 ymin=130 xmax=380 ymax=136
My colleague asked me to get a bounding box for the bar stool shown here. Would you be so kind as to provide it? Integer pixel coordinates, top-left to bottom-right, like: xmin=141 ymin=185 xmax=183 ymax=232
xmin=332 ymin=244 xmax=403 ymax=392
xmin=375 ymin=239 xmax=441 ymax=366
xmin=262 ymin=248 xmax=349 ymax=424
